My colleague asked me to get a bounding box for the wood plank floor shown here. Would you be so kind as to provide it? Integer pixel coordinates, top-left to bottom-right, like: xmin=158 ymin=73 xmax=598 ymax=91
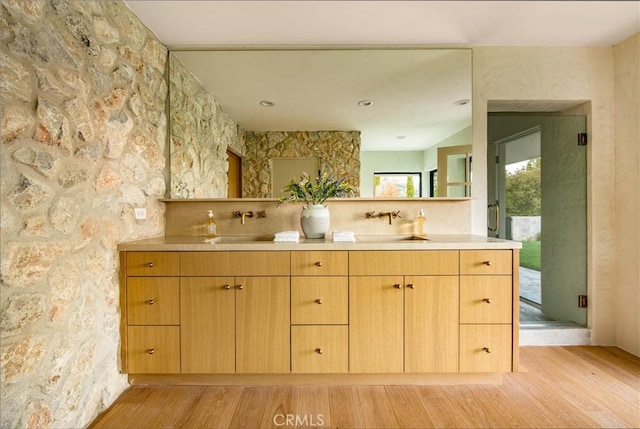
xmin=90 ymin=347 xmax=640 ymax=428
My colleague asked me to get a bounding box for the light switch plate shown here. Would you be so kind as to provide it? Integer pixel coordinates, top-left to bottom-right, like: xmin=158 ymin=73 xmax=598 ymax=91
xmin=134 ymin=207 xmax=147 ymax=220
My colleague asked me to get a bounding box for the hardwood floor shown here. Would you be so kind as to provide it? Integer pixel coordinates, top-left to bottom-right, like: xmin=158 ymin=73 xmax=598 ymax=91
xmin=90 ymin=347 xmax=640 ymax=428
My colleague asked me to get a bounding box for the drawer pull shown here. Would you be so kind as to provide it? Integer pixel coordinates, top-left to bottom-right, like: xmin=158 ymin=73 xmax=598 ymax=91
xmin=482 ymin=260 xmax=492 ymax=266
xmin=315 ymin=261 xmax=323 ymax=267
xmin=483 ymin=298 xmax=492 ymax=304
xmin=236 ymin=284 xmax=244 ymax=290
xmin=394 ymin=284 xmax=402 ymax=289
xmin=148 ymin=299 xmax=155 ymax=305
xmin=315 ymin=348 xmax=323 ymax=355
xmin=148 ymin=262 xmax=154 ymax=268
xmin=148 ymin=348 xmax=155 ymax=355
xmin=407 ymin=283 xmax=415 ymax=289
xmin=223 ymin=284 xmax=231 ymax=290
xmin=315 ymin=298 xmax=323 ymax=304
xmin=482 ymin=347 xmax=492 ymax=354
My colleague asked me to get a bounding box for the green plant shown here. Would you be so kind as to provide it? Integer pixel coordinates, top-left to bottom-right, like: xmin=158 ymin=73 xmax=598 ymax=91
xmin=278 ymin=172 xmax=354 ymax=206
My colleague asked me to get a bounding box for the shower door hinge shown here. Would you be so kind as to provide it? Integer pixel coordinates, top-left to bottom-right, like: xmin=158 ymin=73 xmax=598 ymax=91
xmin=578 ymin=295 xmax=588 ymax=308
xmin=578 ymin=133 xmax=588 ymax=146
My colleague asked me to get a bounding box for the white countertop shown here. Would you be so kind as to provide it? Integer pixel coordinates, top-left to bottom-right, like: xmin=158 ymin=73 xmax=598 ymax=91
xmin=118 ymin=234 xmax=522 ymax=251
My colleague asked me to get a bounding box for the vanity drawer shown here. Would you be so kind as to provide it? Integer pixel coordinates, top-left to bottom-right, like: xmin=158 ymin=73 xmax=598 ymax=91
xmin=180 ymin=251 xmax=290 ymax=276
xmin=349 ymin=251 xmax=458 ymax=275
xmin=291 ymin=325 xmax=348 ymax=373
xmin=127 ymin=326 xmax=180 ymax=374
xmin=460 ymin=276 xmax=513 ymax=324
xmin=291 ymin=277 xmax=348 ymax=325
xmin=460 ymin=250 xmax=512 ymax=275
xmin=460 ymin=324 xmax=512 ymax=373
xmin=291 ymin=251 xmax=348 ymax=276
xmin=126 ymin=252 xmax=179 ymax=276
xmin=127 ymin=277 xmax=180 ymax=325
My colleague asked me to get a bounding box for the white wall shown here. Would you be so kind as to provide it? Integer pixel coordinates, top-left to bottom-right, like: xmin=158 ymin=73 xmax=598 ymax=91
xmin=613 ymin=33 xmax=640 ymax=356
xmin=471 ymin=46 xmax=617 ymax=346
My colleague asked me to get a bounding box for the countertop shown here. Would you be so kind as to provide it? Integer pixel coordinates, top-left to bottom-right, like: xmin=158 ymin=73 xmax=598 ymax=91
xmin=117 ymin=235 xmax=522 ymax=251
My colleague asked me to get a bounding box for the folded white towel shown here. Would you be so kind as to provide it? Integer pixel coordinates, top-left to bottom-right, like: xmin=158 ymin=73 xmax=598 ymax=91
xmin=274 ymin=231 xmax=300 ymax=242
xmin=332 ymin=231 xmax=356 ymax=242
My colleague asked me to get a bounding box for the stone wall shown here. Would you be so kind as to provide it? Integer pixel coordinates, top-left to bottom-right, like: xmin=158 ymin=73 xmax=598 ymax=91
xmin=0 ymin=1 xmax=167 ymax=427
xmin=243 ymin=130 xmax=360 ymax=198
xmin=169 ymin=54 xmax=244 ymax=198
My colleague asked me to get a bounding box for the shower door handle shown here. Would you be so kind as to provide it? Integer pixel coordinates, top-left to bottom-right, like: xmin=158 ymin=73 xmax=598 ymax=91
xmin=488 ymin=203 xmax=499 ymax=235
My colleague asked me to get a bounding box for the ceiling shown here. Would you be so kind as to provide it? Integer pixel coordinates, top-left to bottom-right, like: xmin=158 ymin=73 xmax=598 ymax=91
xmin=125 ymin=1 xmax=639 ymax=151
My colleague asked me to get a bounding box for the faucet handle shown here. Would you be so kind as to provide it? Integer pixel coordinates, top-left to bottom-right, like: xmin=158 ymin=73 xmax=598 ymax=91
xmin=256 ymin=210 xmax=267 ymax=218
xmin=392 ymin=211 xmax=401 ymax=219
xmin=365 ymin=211 xmax=376 ymax=219
xmin=232 ymin=210 xmax=242 ymax=218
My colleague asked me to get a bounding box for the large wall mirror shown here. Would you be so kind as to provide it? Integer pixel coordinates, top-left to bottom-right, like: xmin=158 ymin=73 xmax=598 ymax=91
xmin=168 ymin=48 xmax=472 ymax=199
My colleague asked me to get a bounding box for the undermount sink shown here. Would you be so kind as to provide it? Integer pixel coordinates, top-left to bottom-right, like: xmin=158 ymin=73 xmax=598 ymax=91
xmin=206 ymin=235 xmax=275 ymax=244
xmin=356 ymin=235 xmax=430 ymax=242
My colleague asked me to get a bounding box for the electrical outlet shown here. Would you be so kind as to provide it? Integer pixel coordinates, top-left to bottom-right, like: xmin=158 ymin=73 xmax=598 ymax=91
xmin=134 ymin=207 xmax=147 ymax=220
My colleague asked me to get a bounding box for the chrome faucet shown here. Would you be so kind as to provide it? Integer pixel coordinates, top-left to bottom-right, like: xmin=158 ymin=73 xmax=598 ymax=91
xmin=366 ymin=210 xmax=402 ymax=225
xmin=233 ymin=210 xmax=266 ymax=225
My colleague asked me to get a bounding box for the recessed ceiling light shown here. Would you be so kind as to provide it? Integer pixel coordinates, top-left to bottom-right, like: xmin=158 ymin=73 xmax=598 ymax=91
xmin=454 ymin=99 xmax=471 ymax=106
xmin=259 ymin=100 xmax=274 ymax=107
xmin=357 ymin=100 xmax=373 ymax=107
xmin=396 ymin=136 xmax=407 ymax=140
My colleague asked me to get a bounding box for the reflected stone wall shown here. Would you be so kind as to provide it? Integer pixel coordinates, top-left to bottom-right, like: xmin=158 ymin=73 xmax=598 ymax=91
xmin=169 ymin=55 xmax=244 ymax=198
xmin=243 ymin=130 xmax=361 ymax=198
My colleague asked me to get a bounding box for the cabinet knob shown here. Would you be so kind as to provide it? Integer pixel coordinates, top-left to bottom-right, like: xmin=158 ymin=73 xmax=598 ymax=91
xmin=394 ymin=284 xmax=402 ymax=289
xmin=148 ymin=262 xmax=154 ymax=268
xmin=407 ymin=284 xmax=415 ymax=289
xmin=482 ymin=260 xmax=492 ymax=266
xmin=223 ymin=284 xmax=231 ymax=290
xmin=483 ymin=298 xmax=492 ymax=304
xmin=482 ymin=347 xmax=492 ymax=354
xmin=315 ymin=348 xmax=323 ymax=355
xmin=148 ymin=299 xmax=155 ymax=305
xmin=315 ymin=299 xmax=323 ymax=304
xmin=148 ymin=348 xmax=155 ymax=355
xmin=315 ymin=261 xmax=323 ymax=267
xmin=237 ymin=285 xmax=244 ymax=290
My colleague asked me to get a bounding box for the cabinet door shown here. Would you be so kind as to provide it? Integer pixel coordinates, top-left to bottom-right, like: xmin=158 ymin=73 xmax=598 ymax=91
xmin=180 ymin=277 xmax=235 ymax=373
xmin=236 ymin=276 xmax=290 ymax=373
xmin=405 ymin=276 xmax=459 ymax=373
xmin=349 ymin=276 xmax=404 ymax=373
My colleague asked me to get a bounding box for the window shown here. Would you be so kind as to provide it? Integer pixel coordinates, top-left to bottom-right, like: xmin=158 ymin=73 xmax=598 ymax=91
xmin=429 ymin=169 xmax=438 ymax=197
xmin=373 ymin=172 xmax=422 ymax=198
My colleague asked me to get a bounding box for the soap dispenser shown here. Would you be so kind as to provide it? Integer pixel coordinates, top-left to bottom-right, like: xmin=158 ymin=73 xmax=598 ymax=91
xmin=416 ymin=209 xmax=427 ymax=237
xmin=206 ymin=210 xmax=217 ymax=237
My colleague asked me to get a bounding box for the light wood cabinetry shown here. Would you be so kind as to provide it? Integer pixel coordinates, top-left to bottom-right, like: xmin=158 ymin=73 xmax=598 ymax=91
xmin=349 ymin=276 xmax=404 ymax=373
xmin=120 ymin=247 xmax=518 ymax=377
xmin=291 ymin=325 xmax=348 ymax=373
xmin=349 ymin=251 xmax=460 ymax=373
xmin=404 ymin=275 xmax=459 ymax=373
xmin=291 ymin=251 xmax=349 ymax=373
xmin=236 ymin=276 xmax=290 ymax=373
xmin=459 ymin=250 xmax=515 ymax=373
xmin=180 ymin=277 xmax=235 ymax=373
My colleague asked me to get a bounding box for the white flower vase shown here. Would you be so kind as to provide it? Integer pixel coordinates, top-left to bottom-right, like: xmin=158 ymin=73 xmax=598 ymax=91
xmin=300 ymin=204 xmax=330 ymax=239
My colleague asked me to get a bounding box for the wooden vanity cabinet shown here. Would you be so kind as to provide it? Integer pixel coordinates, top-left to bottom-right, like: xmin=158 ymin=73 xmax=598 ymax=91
xmin=180 ymin=252 xmax=290 ymax=374
xmin=459 ymin=250 xmax=516 ymax=372
xmin=123 ymin=252 xmax=180 ymax=374
xmin=348 ymin=251 xmax=460 ymax=373
xmin=291 ymin=251 xmax=349 ymax=373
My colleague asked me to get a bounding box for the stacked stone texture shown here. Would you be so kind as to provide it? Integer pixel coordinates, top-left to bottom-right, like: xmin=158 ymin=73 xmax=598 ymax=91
xmin=243 ymin=131 xmax=361 ymax=198
xmin=0 ymin=1 xmax=167 ymax=427
xmin=169 ymin=54 xmax=244 ymax=198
